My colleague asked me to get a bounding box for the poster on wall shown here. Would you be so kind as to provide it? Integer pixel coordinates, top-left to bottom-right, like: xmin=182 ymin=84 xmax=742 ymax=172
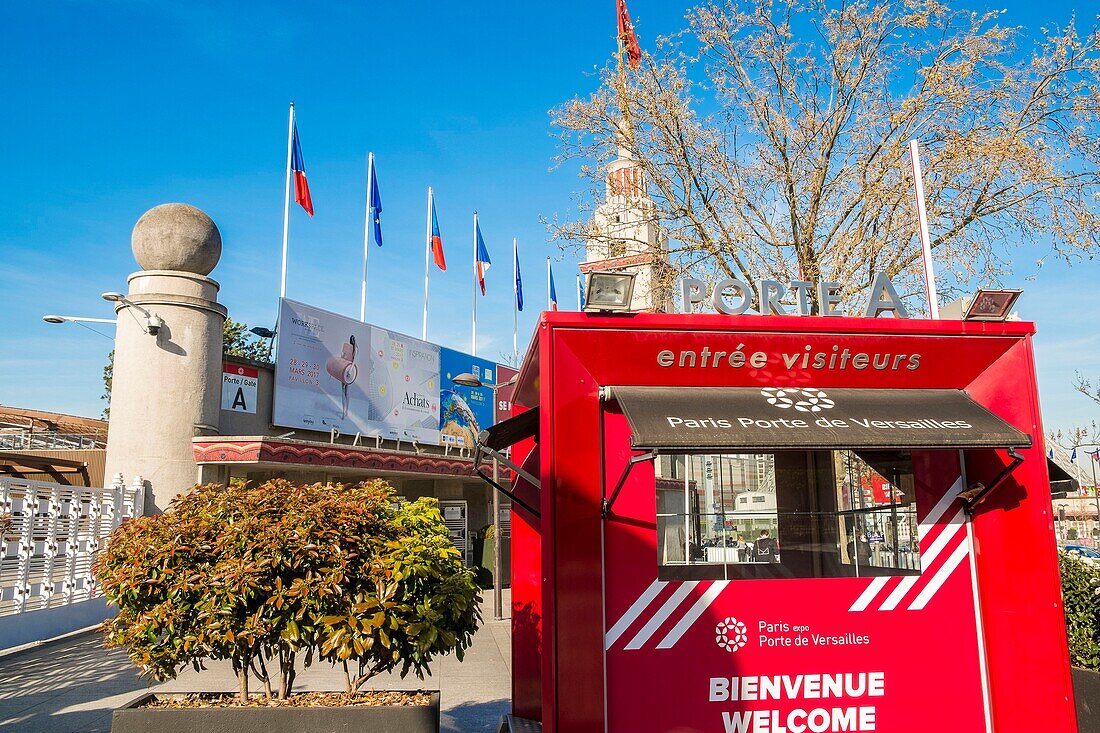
xmin=272 ymin=299 xmax=441 ymax=443
xmin=438 ymin=348 xmax=497 ymax=449
xmin=495 ymin=365 xmax=519 ymax=422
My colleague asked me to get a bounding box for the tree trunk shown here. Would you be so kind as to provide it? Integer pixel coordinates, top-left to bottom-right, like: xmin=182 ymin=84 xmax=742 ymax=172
xmin=278 ymin=649 xmax=296 ymax=700
xmin=236 ymin=654 xmax=249 ymax=704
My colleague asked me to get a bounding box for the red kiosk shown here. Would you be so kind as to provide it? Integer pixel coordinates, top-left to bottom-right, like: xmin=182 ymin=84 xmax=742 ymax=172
xmin=479 ymin=310 xmax=1076 ymax=733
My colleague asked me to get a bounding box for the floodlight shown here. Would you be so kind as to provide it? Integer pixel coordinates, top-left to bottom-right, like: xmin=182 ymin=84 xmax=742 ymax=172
xmin=964 ymin=289 xmax=1022 ymax=322
xmin=583 ymin=271 xmax=637 ymax=313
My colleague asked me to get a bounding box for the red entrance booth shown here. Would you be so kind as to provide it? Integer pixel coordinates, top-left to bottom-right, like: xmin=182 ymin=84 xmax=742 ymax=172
xmin=481 ymin=312 xmax=1076 ymax=733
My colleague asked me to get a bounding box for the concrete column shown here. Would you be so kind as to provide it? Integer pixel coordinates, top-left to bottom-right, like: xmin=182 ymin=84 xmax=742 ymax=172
xmin=103 ymin=204 xmax=227 ymax=512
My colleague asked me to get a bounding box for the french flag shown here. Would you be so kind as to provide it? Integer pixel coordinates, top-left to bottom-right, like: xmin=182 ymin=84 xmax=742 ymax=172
xmin=475 ymin=220 xmax=491 ymax=294
xmin=430 ymin=196 xmax=446 ymax=271
xmin=291 ymin=120 xmax=313 ymax=217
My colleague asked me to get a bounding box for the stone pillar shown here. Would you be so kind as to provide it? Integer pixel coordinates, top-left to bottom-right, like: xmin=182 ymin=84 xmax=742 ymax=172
xmin=103 ymin=204 xmax=227 ymax=512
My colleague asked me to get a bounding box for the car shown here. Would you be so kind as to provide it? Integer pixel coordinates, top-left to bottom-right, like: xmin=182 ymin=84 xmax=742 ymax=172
xmin=1063 ymin=544 xmax=1100 ymax=565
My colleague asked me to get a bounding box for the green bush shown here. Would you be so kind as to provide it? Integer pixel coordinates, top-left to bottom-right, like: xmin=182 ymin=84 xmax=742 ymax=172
xmin=1059 ymin=550 xmax=1100 ymax=670
xmin=94 ymin=479 xmax=481 ymax=701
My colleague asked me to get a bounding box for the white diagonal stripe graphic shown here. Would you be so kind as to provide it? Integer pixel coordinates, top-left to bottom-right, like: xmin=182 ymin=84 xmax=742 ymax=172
xmin=605 ymin=579 xmax=666 ymax=650
xmin=879 ymin=506 xmax=966 ymax=611
xmin=909 ymin=536 xmax=971 ymax=610
xmin=920 ymin=507 xmax=966 ymax=565
xmin=920 ymin=476 xmax=964 ymax=539
xmin=877 ymin=576 xmax=920 ymax=612
xmin=624 ymin=581 xmax=699 ymax=650
xmin=848 ymin=576 xmax=889 ymax=612
xmin=656 ymin=581 xmax=729 ymax=649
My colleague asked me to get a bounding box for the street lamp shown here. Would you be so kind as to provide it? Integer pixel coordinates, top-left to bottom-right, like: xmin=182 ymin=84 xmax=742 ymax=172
xmin=101 ymin=292 xmax=164 ymax=335
xmin=452 ymin=372 xmax=517 ymax=621
xmin=250 ymin=326 xmax=277 ymax=339
xmin=42 ymin=315 xmax=116 ymax=325
xmin=42 ymin=314 xmax=117 ymax=340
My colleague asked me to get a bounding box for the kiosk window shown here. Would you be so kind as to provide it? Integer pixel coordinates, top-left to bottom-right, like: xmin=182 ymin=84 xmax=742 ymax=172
xmin=656 ymin=451 xmax=921 ymax=580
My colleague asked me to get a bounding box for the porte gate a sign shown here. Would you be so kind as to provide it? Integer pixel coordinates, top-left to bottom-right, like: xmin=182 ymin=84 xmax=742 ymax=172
xmin=222 ymin=364 xmax=258 ymax=413
xmin=679 ymin=271 xmax=909 ymax=318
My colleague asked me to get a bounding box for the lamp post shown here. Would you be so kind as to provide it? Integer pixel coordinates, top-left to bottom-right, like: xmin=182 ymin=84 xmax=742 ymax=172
xmin=452 ymin=371 xmax=517 ymax=622
xmin=1072 ymin=443 xmax=1100 ymax=546
xmin=1060 ymin=442 xmax=1100 ymax=546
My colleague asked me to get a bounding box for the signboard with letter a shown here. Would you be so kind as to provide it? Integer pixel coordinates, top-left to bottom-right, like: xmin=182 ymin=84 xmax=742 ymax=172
xmin=222 ymin=364 xmax=258 ymax=413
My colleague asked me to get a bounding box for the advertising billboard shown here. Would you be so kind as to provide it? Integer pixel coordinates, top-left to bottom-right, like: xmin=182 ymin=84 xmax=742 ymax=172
xmin=273 ymin=299 xmax=442 ymax=443
xmin=439 ymin=348 xmax=497 ymax=449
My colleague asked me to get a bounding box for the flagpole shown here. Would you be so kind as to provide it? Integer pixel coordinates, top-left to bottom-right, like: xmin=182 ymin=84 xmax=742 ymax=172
xmin=279 ymin=102 xmax=295 ymax=299
xmin=472 ymin=211 xmax=478 ymax=356
xmin=512 ymin=237 xmax=518 ymax=365
xmin=908 ymin=139 xmax=939 ymax=319
xmin=577 ymin=273 xmax=583 ymax=310
xmin=360 ymin=152 xmax=374 ymax=322
xmin=546 ymin=257 xmax=551 ymax=310
xmin=423 ymin=186 xmax=432 ymax=341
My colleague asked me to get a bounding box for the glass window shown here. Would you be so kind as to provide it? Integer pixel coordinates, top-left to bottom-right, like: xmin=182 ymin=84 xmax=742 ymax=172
xmin=655 ymin=451 xmax=922 ymax=581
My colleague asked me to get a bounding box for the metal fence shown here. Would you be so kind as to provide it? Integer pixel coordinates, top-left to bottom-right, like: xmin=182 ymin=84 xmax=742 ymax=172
xmin=0 ymin=476 xmax=143 ymax=617
xmin=0 ymin=430 xmax=106 ymax=450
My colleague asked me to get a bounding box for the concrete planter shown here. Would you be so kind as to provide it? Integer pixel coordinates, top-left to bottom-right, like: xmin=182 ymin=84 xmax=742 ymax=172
xmin=110 ymin=691 xmax=440 ymax=733
xmin=1073 ymin=667 xmax=1100 ymax=732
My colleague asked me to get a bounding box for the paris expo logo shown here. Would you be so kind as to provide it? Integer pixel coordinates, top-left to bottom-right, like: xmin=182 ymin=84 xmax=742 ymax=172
xmin=715 ymin=617 xmax=748 ymax=653
xmin=761 ymin=387 xmax=835 ymax=413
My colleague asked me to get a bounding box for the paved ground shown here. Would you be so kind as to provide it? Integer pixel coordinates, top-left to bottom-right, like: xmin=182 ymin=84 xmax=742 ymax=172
xmin=0 ymin=590 xmax=511 ymax=733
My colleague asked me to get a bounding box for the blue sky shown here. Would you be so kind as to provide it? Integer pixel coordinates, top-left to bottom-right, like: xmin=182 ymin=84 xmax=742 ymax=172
xmin=0 ymin=0 xmax=1095 ymax=440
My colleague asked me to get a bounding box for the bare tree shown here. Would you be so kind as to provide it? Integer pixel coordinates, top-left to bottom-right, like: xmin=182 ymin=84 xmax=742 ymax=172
xmin=1051 ymin=422 xmax=1100 ymax=452
xmin=1076 ymin=373 xmax=1100 ymax=407
xmin=551 ymin=0 xmax=1100 ymax=308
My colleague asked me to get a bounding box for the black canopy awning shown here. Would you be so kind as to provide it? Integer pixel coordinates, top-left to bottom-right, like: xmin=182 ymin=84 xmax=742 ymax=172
xmin=608 ymin=387 xmax=1031 ymax=453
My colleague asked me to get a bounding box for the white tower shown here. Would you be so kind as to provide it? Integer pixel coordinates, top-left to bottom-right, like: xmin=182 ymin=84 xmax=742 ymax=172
xmin=103 ymin=204 xmax=227 ymax=513
xmin=580 ymin=144 xmax=672 ymax=312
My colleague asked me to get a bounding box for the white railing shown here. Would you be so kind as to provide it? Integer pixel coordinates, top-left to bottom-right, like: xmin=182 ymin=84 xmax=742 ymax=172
xmin=0 ymin=429 xmax=106 ymax=450
xmin=0 ymin=475 xmax=144 ymax=617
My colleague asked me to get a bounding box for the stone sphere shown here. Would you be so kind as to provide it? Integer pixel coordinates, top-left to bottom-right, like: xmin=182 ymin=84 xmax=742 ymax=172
xmin=131 ymin=203 xmax=222 ymax=275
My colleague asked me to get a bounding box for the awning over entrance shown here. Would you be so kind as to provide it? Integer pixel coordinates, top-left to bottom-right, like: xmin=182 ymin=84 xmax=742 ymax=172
xmin=608 ymin=386 xmax=1031 ymax=452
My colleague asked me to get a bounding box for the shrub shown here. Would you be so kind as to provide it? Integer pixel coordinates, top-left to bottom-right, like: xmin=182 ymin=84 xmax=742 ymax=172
xmin=93 ymin=479 xmax=481 ymax=701
xmin=1059 ymin=550 xmax=1100 ymax=670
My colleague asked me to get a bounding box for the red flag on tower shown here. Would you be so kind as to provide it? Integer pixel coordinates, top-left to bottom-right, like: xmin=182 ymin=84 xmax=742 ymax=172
xmin=617 ymin=0 xmax=642 ymax=69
